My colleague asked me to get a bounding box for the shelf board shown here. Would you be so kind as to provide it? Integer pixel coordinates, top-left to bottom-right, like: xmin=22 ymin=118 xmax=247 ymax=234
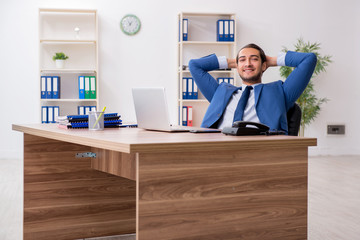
xmin=179 ymin=70 xmax=235 ymax=74
xmin=40 ymin=69 xmax=97 ymax=73
xmin=41 ymin=99 xmax=97 ymax=102
xmin=179 ymin=12 xmax=235 ymax=17
xmin=39 ymin=8 xmax=97 ymax=14
xmin=179 ymin=99 xmax=209 ymax=103
xmin=40 ymin=39 xmax=96 ymax=44
xmin=179 ymin=41 xmax=235 ymax=45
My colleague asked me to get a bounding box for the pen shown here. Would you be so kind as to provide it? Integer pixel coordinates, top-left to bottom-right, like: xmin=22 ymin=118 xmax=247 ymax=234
xmin=93 ymin=106 xmax=106 ymax=128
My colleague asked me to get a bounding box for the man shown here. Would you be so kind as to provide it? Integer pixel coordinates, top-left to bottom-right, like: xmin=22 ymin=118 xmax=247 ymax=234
xmin=188 ymin=43 xmax=317 ymax=134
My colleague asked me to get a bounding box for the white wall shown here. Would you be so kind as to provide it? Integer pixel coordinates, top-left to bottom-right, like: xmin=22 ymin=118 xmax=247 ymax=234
xmin=1 ymin=0 xmax=359 ymax=159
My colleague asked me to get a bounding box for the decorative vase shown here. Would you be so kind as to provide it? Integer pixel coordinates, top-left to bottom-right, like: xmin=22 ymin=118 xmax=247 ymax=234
xmin=55 ymin=60 xmax=65 ymax=69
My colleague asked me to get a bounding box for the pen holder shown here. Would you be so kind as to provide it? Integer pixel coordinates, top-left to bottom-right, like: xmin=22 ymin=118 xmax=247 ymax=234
xmin=88 ymin=111 xmax=104 ymax=130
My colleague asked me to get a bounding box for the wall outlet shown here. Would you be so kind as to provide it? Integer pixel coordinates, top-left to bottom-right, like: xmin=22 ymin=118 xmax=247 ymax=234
xmin=327 ymin=125 xmax=345 ymax=135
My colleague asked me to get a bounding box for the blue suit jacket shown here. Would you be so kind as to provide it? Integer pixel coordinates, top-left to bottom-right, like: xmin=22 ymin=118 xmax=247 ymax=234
xmin=188 ymin=51 xmax=317 ymax=133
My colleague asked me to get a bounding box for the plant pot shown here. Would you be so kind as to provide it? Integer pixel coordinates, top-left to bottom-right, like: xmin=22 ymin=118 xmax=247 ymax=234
xmin=55 ymin=60 xmax=65 ymax=69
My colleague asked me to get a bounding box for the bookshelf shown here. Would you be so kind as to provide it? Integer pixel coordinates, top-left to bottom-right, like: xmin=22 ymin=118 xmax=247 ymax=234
xmin=39 ymin=8 xmax=98 ymax=122
xmin=177 ymin=12 xmax=237 ymax=127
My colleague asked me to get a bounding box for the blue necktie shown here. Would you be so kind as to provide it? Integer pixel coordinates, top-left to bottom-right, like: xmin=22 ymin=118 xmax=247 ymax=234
xmin=233 ymin=86 xmax=253 ymax=122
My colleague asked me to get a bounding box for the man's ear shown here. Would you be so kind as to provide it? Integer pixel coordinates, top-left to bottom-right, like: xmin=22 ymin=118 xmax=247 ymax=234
xmin=261 ymin=62 xmax=267 ymax=73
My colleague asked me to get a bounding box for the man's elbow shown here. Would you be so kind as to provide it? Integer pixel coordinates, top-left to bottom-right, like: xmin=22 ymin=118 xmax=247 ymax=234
xmin=188 ymin=59 xmax=197 ymax=73
xmin=309 ymin=52 xmax=317 ymax=66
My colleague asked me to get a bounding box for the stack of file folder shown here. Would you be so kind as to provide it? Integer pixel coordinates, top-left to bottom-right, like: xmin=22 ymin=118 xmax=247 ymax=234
xmin=182 ymin=106 xmax=193 ymax=126
xmin=217 ymin=77 xmax=235 ymax=85
xmin=182 ymin=77 xmax=198 ymax=99
xmin=78 ymin=106 xmax=97 ymax=115
xmin=78 ymin=76 xmax=97 ymax=99
xmin=217 ymin=19 xmax=235 ymax=42
xmin=41 ymin=76 xmax=60 ymax=99
xmin=42 ymin=106 xmax=60 ymax=123
xmin=58 ymin=113 xmax=123 ymax=129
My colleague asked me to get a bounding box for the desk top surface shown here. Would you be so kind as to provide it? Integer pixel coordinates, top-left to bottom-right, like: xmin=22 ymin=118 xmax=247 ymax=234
xmin=13 ymin=124 xmax=317 ymax=153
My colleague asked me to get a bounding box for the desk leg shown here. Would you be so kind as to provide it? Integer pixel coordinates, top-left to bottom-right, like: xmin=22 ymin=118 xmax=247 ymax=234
xmin=23 ymin=134 xmax=136 ymax=240
xmin=136 ymin=147 xmax=308 ymax=240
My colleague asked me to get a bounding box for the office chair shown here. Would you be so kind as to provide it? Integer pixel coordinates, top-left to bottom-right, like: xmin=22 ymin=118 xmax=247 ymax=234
xmin=287 ymin=103 xmax=301 ymax=136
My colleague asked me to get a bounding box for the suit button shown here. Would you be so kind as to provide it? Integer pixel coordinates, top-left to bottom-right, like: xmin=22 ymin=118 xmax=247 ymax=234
xmin=217 ymin=113 xmax=221 ymax=117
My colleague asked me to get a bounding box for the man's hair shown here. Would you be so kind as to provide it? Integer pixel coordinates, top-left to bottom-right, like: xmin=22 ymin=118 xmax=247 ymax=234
xmin=236 ymin=43 xmax=266 ymax=63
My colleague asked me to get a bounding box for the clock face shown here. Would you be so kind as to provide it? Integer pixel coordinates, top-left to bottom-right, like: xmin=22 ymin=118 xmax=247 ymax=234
xmin=120 ymin=14 xmax=141 ymax=35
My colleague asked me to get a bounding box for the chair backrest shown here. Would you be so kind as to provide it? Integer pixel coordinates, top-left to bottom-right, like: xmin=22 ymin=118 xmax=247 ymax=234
xmin=287 ymin=103 xmax=301 ymax=136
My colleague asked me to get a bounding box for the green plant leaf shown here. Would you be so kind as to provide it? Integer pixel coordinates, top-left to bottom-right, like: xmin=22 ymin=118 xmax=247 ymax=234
xmin=281 ymin=38 xmax=332 ymax=129
xmin=53 ymin=52 xmax=69 ymax=61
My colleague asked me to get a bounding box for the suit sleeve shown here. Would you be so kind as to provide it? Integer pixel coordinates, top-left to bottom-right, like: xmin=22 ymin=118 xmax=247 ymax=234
xmin=283 ymin=51 xmax=317 ymax=108
xmin=188 ymin=54 xmax=220 ymax=102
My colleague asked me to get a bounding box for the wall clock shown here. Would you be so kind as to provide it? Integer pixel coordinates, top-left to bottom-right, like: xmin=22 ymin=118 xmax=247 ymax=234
xmin=120 ymin=14 xmax=141 ymax=35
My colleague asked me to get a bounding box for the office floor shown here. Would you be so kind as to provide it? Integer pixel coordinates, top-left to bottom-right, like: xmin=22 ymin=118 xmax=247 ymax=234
xmin=0 ymin=156 xmax=359 ymax=240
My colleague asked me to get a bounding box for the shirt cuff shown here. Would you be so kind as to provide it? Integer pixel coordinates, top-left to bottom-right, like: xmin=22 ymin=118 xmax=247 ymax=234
xmin=277 ymin=52 xmax=286 ymax=66
xmin=218 ymin=56 xmax=228 ymax=69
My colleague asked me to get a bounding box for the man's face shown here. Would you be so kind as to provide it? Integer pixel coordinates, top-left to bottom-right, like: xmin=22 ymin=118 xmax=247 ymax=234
xmin=236 ymin=48 xmax=267 ymax=84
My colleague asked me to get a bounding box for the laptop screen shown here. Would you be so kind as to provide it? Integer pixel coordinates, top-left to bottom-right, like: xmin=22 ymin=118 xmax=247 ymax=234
xmin=132 ymin=87 xmax=173 ymax=131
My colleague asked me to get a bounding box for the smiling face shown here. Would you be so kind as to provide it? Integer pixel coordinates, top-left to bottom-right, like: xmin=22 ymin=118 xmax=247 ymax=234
xmin=236 ymin=48 xmax=267 ymax=85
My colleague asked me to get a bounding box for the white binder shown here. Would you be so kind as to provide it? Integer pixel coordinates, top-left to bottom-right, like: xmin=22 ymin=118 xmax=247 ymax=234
xmin=187 ymin=78 xmax=193 ymax=99
xmin=52 ymin=76 xmax=59 ymax=99
xmin=42 ymin=106 xmax=48 ymax=123
xmin=46 ymin=76 xmax=52 ymax=98
xmin=41 ymin=76 xmax=46 ymax=99
xmin=183 ymin=78 xmax=187 ymax=99
xmin=183 ymin=19 xmax=188 ymax=41
xmin=224 ymin=20 xmax=229 ymax=41
xmin=48 ymin=106 xmax=54 ymax=123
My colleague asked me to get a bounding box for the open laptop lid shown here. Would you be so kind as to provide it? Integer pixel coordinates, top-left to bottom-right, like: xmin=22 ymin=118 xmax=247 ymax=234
xmin=132 ymin=87 xmax=177 ymax=131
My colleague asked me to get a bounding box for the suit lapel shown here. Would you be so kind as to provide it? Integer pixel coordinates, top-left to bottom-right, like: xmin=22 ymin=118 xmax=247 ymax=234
xmin=254 ymin=84 xmax=264 ymax=107
xmin=222 ymin=84 xmax=240 ymax=104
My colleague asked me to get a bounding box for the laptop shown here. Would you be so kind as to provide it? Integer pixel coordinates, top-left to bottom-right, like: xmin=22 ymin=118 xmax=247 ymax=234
xmin=132 ymin=87 xmax=220 ymax=133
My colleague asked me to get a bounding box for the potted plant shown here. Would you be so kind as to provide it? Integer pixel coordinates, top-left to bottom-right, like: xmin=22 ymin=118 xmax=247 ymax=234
xmin=53 ymin=52 xmax=69 ymax=69
xmin=280 ymin=38 xmax=332 ymax=136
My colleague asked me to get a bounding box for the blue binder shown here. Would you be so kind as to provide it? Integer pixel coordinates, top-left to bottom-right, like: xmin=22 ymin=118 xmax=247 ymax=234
xmin=78 ymin=76 xmax=85 ymax=99
xmin=182 ymin=77 xmax=188 ymax=99
xmin=41 ymin=76 xmax=46 ymax=99
xmin=217 ymin=20 xmax=224 ymax=41
xmin=41 ymin=106 xmax=48 ymax=123
xmin=224 ymin=20 xmax=229 ymax=41
xmin=53 ymin=106 xmax=59 ymax=123
xmin=52 ymin=76 xmax=60 ymax=99
xmin=229 ymin=20 xmax=234 ymax=41
xmin=183 ymin=19 xmax=188 ymax=41
xmin=47 ymin=106 xmax=54 ymax=123
xmin=193 ymin=79 xmax=198 ymax=99
xmin=182 ymin=106 xmax=188 ymax=126
xmin=229 ymin=77 xmax=234 ymax=85
xmin=85 ymin=106 xmax=91 ymax=114
xmin=187 ymin=78 xmax=193 ymax=99
xmin=46 ymin=76 xmax=52 ymax=99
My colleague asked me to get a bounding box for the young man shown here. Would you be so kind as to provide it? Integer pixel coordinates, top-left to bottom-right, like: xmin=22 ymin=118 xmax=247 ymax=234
xmin=188 ymin=43 xmax=317 ymax=134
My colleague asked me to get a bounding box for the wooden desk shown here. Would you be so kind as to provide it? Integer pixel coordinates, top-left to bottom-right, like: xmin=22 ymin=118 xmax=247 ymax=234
xmin=13 ymin=124 xmax=316 ymax=240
